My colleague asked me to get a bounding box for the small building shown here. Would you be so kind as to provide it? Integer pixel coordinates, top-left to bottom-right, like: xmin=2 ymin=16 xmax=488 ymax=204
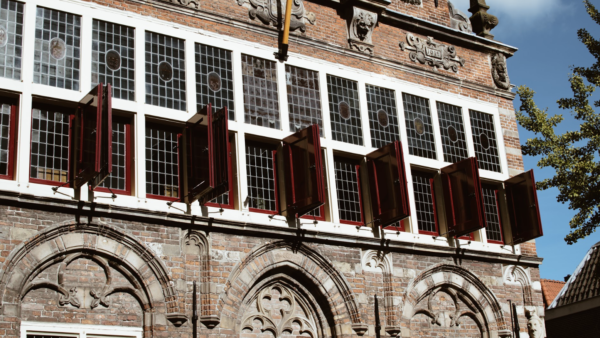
xmin=540 ymin=279 xmax=565 ymax=309
xmin=545 ymin=242 xmax=600 ymax=338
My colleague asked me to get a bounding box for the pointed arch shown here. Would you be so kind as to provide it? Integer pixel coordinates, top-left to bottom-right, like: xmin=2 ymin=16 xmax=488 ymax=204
xmin=219 ymin=241 xmax=367 ymax=336
xmin=401 ymin=264 xmax=510 ymax=338
xmin=0 ymin=221 xmax=179 ymax=337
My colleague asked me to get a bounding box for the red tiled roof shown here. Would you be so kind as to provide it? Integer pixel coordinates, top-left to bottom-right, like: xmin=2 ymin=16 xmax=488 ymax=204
xmin=541 ymin=279 xmax=566 ymax=308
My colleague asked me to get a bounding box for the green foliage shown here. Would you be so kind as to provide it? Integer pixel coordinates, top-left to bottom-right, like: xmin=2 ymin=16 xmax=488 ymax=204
xmin=516 ymin=0 xmax=600 ymax=244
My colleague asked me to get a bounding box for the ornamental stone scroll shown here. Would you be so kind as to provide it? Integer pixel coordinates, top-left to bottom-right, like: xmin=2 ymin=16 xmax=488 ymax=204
xmin=347 ymin=7 xmax=378 ymax=56
xmin=237 ymin=0 xmax=316 ymax=33
xmin=399 ymin=33 xmax=465 ymax=72
xmin=157 ymin=0 xmax=200 ymax=9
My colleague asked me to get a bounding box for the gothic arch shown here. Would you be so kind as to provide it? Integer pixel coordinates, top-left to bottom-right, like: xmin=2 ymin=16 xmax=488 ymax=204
xmin=0 ymin=221 xmax=180 ymax=337
xmin=503 ymin=265 xmax=534 ymax=306
xmin=219 ymin=241 xmax=368 ymax=336
xmin=401 ymin=264 xmax=510 ymax=338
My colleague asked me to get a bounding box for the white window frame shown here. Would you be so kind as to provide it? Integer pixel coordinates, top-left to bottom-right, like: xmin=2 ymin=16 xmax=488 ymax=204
xmin=2 ymin=0 xmax=519 ymax=254
xmin=21 ymin=321 xmax=142 ymax=338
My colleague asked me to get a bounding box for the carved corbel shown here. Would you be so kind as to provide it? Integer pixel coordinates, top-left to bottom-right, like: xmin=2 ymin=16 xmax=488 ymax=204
xmin=468 ymin=0 xmax=498 ymax=39
xmin=347 ymin=6 xmax=378 ymax=55
xmin=237 ymin=0 xmax=316 ymax=32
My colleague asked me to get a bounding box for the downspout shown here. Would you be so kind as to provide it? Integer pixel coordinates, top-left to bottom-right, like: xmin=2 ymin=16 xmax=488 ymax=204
xmin=275 ymin=0 xmax=294 ymax=61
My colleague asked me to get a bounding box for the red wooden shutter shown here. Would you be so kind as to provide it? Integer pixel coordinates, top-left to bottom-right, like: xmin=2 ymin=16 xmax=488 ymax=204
xmin=366 ymin=141 xmax=410 ymax=228
xmin=72 ymin=83 xmax=110 ymax=189
xmin=504 ymin=170 xmax=543 ymax=245
xmin=199 ymin=106 xmax=231 ymax=205
xmin=184 ymin=104 xmax=214 ymax=204
xmin=281 ymin=124 xmax=325 ymax=217
xmin=441 ymin=157 xmax=486 ymax=238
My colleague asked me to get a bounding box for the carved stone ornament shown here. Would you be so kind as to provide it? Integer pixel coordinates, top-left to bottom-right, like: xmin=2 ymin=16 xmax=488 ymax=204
xmin=468 ymin=0 xmax=498 ymax=39
xmin=448 ymin=1 xmax=472 ymax=33
xmin=241 ymin=284 xmax=318 ymax=337
xmin=525 ymin=308 xmax=544 ymax=338
xmin=158 ymin=0 xmax=199 ymax=9
xmin=399 ymin=33 xmax=465 ymax=72
xmin=401 ymin=0 xmax=421 ymax=4
xmin=347 ymin=7 xmax=378 ymax=56
xmin=491 ymin=53 xmax=510 ymax=90
xmin=237 ymin=0 xmax=316 ymax=32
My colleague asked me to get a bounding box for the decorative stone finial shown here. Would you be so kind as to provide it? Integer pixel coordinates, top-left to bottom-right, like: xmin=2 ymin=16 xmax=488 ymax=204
xmin=468 ymin=0 xmax=498 ymax=39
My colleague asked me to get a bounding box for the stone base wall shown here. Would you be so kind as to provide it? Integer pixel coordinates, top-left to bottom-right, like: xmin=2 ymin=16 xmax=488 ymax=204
xmin=0 ymin=201 xmax=544 ymax=338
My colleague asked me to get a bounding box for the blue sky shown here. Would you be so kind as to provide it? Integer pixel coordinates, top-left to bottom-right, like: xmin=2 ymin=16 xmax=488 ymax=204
xmin=452 ymin=0 xmax=600 ymax=281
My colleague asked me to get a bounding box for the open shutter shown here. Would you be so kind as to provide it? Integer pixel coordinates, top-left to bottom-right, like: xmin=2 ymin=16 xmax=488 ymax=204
xmin=281 ymin=124 xmax=325 ymax=217
xmin=366 ymin=141 xmax=410 ymax=228
xmin=441 ymin=157 xmax=486 ymax=238
xmin=71 ymin=83 xmax=112 ymax=190
xmin=504 ymin=170 xmax=543 ymax=245
xmin=199 ymin=107 xmax=230 ymax=205
xmin=183 ymin=104 xmax=214 ymax=204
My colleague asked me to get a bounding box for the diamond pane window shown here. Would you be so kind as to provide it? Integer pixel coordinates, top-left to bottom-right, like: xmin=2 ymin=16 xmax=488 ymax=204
xmin=145 ymin=123 xmax=179 ymax=199
xmin=286 ymin=65 xmax=323 ymax=135
xmin=196 ymin=44 xmax=234 ymax=120
xmin=328 ymin=75 xmax=362 ymax=145
xmin=246 ymin=141 xmax=278 ymax=212
xmin=334 ymin=157 xmax=363 ymax=225
xmin=97 ymin=118 xmax=130 ymax=194
xmin=242 ymin=54 xmax=279 ymax=129
xmin=412 ymin=169 xmax=438 ymax=235
xmin=0 ymin=102 xmax=15 ymax=179
xmin=403 ymin=93 xmax=436 ymax=159
xmin=436 ymin=102 xmax=468 ymax=163
xmin=469 ymin=110 xmax=501 ymax=172
xmin=33 ymin=7 xmax=81 ymax=90
xmin=0 ymin=0 xmax=23 ymax=80
xmin=30 ymin=107 xmax=70 ymax=184
xmin=367 ymin=85 xmax=400 ymax=149
xmin=482 ymin=184 xmax=503 ymax=243
xmin=92 ymin=20 xmax=135 ymax=101
xmin=145 ymin=32 xmax=186 ymax=111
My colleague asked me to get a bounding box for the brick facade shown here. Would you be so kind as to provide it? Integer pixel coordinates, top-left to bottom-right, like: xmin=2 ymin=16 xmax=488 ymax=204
xmin=0 ymin=0 xmax=544 ymax=337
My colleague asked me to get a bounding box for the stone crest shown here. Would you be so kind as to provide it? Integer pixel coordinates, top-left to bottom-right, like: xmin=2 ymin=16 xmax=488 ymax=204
xmin=347 ymin=7 xmax=377 ymax=55
xmin=401 ymin=0 xmax=421 ymax=4
xmin=491 ymin=53 xmax=510 ymax=90
xmin=448 ymin=1 xmax=472 ymax=33
xmin=237 ymin=0 xmax=316 ymax=32
xmin=157 ymin=0 xmax=199 ymax=9
xmin=399 ymin=33 xmax=465 ymax=73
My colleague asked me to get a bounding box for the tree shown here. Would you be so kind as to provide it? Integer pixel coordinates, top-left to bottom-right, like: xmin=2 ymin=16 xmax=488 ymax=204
xmin=516 ymin=0 xmax=600 ymax=244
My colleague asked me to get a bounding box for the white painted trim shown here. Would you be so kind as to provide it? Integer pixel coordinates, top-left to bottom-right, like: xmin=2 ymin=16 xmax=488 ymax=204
xmin=21 ymin=321 xmax=143 ymax=338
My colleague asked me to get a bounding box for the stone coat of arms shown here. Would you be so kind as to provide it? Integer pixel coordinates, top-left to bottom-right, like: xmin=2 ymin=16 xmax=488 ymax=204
xmin=237 ymin=0 xmax=316 ymax=32
xmin=400 ymin=33 xmax=465 ymax=73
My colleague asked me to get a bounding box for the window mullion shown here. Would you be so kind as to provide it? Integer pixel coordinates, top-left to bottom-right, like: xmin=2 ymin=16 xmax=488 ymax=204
xmin=237 ymin=131 xmax=249 ymax=212
xmin=430 ymin=100 xmax=443 ymax=163
xmin=184 ymin=38 xmax=196 ymax=114
xmin=357 ymin=79 xmax=371 ymax=149
xmin=80 ymin=14 xmax=93 ymax=95
xmin=232 ymin=50 xmax=244 ymax=124
xmin=277 ymin=60 xmax=289 ymax=133
xmin=324 ymin=147 xmax=340 ymax=225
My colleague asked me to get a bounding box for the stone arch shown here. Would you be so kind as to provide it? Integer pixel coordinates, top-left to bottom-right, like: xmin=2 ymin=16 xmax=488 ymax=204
xmin=503 ymin=265 xmax=534 ymax=306
xmin=219 ymin=241 xmax=368 ymax=336
xmin=401 ymin=264 xmax=510 ymax=338
xmin=0 ymin=221 xmax=180 ymax=337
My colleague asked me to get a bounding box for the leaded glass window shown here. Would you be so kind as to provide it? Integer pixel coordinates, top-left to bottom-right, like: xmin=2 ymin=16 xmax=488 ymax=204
xmin=412 ymin=170 xmax=438 ymax=235
xmin=0 ymin=103 xmax=13 ymax=177
xmin=242 ymin=54 xmax=279 ymax=129
xmin=145 ymin=123 xmax=179 ymax=199
xmin=98 ymin=118 xmax=130 ymax=194
xmin=145 ymin=31 xmax=186 ymax=111
xmin=0 ymin=0 xmax=23 ymax=80
xmin=403 ymin=93 xmax=436 ymax=159
xmin=367 ymin=84 xmax=399 ymax=149
xmin=286 ymin=65 xmax=322 ymax=135
xmin=196 ymin=44 xmax=234 ymax=120
xmin=436 ymin=102 xmax=468 ymax=163
xmin=334 ymin=157 xmax=362 ymax=224
xmin=470 ymin=110 xmax=501 ymax=172
xmin=33 ymin=7 xmax=81 ymax=90
xmin=328 ymin=75 xmax=362 ymax=145
xmin=482 ymin=184 xmax=503 ymax=243
xmin=30 ymin=107 xmax=70 ymax=183
xmin=246 ymin=141 xmax=277 ymax=212
xmin=92 ymin=20 xmax=135 ymax=101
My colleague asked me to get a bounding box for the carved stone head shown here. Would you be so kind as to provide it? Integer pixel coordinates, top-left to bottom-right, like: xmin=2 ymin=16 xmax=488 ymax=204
xmin=355 ymin=11 xmax=375 ymax=41
xmin=491 ymin=53 xmax=510 ymax=90
xmin=525 ymin=308 xmax=544 ymax=338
